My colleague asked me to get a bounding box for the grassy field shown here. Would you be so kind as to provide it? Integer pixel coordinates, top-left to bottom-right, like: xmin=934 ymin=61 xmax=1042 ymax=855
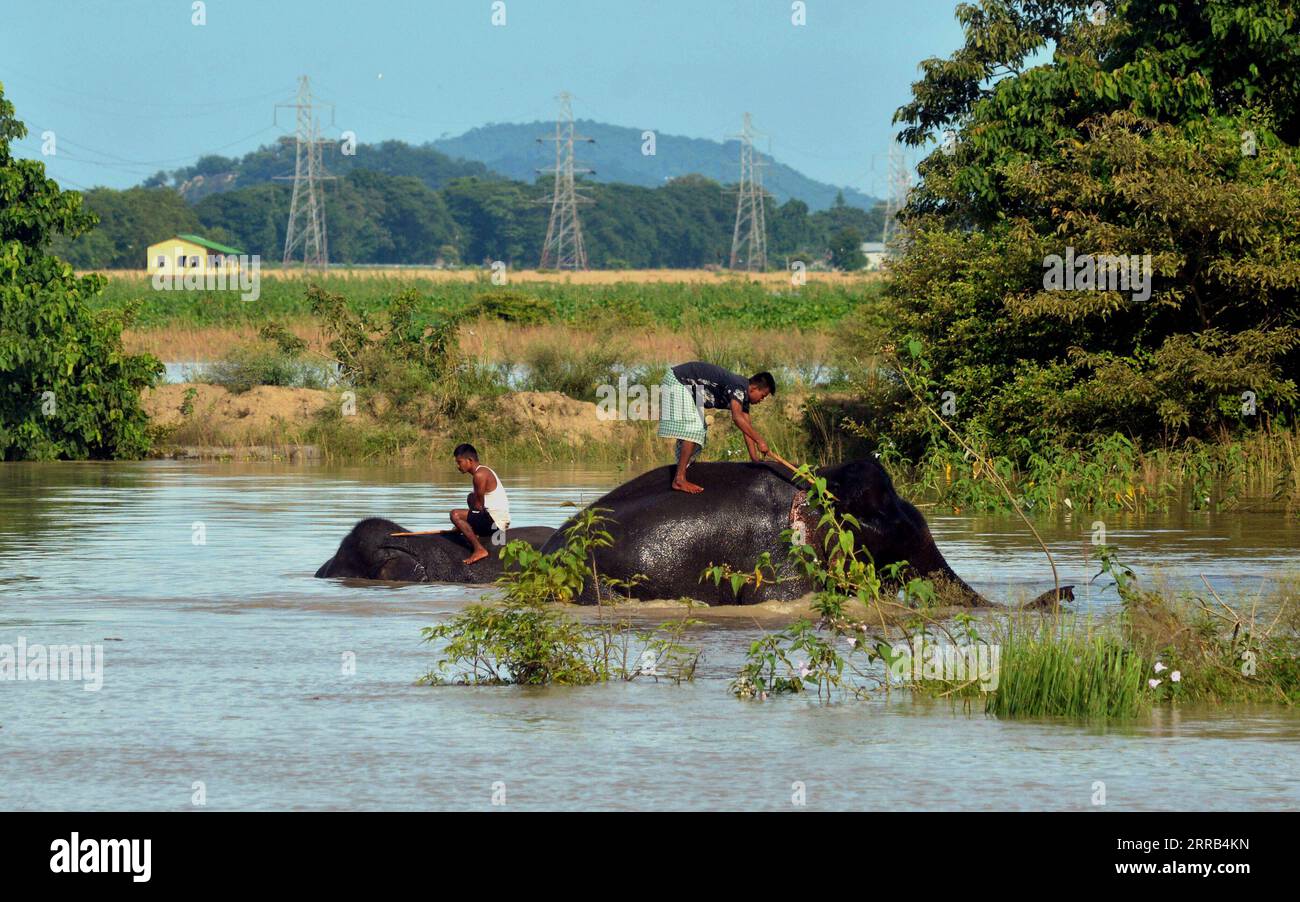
xmin=102 ymin=268 xmax=1300 ymax=515
xmin=122 ymin=319 xmax=844 ymax=380
xmin=90 ymin=270 xmax=886 ymax=331
xmin=88 ymin=266 xmax=881 ymax=286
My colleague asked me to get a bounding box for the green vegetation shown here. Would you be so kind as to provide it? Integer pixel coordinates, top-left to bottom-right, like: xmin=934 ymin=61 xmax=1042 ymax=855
xmin=0 ymin=81 xmax=162 ymax=461
xmin=725 ymin=472 xmax=1300 ymax=716
xmin=92 ymin=273 xmax=883 ymax=330
xmin=838 ymin=0 xmax=1299 ymax=503
xmin=1104 ymin=547 xmax=1300 ymax=706
xmin=857 ymin=342 xmax=1300 ymax=514
xmin=55 ymin=142 xmax=882 ymax=270
xmin=199 ymin=323 xmax=329 ymax=393
xmin=419 ymin=509 xmax=700 ymax=686
xmin=982 ymin=620 xmax=1149 ymax=719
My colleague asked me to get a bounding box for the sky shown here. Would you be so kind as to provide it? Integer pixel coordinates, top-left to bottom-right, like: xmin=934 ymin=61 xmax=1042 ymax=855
xmin=0 ymin=0 xmax=966 ymax=196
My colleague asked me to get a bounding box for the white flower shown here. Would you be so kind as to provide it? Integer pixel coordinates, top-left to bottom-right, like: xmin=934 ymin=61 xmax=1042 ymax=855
xmin=1148 ymin=678 xmax=1162 ymax=689
xmin=1154 ymin=662 xmax=1167 ymax=673
xmin=846 ymin=637 xmax=858 ymax=648
xmin=1171 ymin=671 xmax=1181 ymax=683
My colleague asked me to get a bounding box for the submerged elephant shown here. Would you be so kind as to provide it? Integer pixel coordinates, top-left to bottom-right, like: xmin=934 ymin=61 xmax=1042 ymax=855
xmin=314 ymin=518 xmax=555 ymax=583
xmin=542 ymin=458 xmax=1072 ymax=607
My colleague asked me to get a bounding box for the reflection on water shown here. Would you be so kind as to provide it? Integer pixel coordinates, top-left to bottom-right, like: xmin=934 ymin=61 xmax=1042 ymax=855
xmin=1 ymin=460 xmax=1298 ymax=810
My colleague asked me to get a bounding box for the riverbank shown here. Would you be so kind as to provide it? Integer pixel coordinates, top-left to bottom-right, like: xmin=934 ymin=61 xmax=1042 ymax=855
xmin=138 ymin=380 xmax=1300 ymax=517
xmin=141 ymin=381 xmax=817 ymax=465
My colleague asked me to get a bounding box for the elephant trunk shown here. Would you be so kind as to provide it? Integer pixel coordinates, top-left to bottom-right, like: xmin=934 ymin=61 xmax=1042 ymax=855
xmin=900 ymin=522 xmax=997 ymax=608
xmin=911 ymin=531 xmax=1073 ymax=609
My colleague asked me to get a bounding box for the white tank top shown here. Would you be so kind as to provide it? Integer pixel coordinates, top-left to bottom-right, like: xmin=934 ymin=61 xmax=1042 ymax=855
xmin=475 ymin=465 xmax=510 ymax=529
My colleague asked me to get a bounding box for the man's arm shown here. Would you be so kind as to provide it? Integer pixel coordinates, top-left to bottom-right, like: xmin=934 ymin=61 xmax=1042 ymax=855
xmin=469 ymin=469 xmax=490 ymax=510
xmin=729 ymin=400 xmax=769 ymax=456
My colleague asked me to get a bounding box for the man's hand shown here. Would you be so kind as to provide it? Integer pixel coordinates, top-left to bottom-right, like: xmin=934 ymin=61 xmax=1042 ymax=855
xmin=756 ymin=438 xmax=769 ymax=456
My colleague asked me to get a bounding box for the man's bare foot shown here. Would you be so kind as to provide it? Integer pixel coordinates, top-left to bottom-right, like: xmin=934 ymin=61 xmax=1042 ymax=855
xmin=672 ymin=478 xmax=704 ymax=494
xmin=463 ymin=547 xmax=490 ymax=565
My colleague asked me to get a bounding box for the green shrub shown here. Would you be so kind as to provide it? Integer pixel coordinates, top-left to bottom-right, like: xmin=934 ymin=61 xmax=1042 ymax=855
xmin=522 ymin=343 xmax=624 ymax=400
xmin=475 ymin=289 xmax=557 ymax=324
xmin=419 ymin=509 xmax=700 ymax=685
xmin=985 ymin=621 xmax=1148 ymax=720
xmin=199 ymin=341 xmax=327 ymax=394
xmin=0 ymin=84 xmax=161 ymax=460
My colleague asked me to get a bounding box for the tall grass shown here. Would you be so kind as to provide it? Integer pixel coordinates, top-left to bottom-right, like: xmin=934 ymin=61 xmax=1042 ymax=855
xmin=986 ymin=617 xmax=1149 ymax=719
xmin=891 ymin=428 xmax=1300 ymax=513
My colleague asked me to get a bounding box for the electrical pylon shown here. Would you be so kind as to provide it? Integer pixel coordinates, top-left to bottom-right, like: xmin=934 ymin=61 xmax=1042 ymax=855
xmin=537 ymin=92 xmax=594 ymax=270
xmin=728 ymin=112 xmax=768 ymax=272
xmin=275 ymin=76 xmax=335 ymax=269
xmin=881 ymin=142 xmax=912 ymax=258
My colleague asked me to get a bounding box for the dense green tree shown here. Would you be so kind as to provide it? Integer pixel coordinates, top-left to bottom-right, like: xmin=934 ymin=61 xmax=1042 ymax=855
xmin=871 ymin=0 xmax=1300 ymax=458
xmin=767 ymin=198 xmax=815 ymax=265
xmin=53 ymin=187 xmax=201 ymax=268
xmin=0 ymin=83 xmax=161 ymax=460
xmin=194 ymin=182 xmax=289 ymax=259
xmin=829 ymin=226 xmax=867 ymax=270
xmin=164 ymin=140 xmax=492 ymax=197
xmin=42 ymin=153 xmax=883 ymax=270
xmin=442 ymin=176 xmax=543 ymax=266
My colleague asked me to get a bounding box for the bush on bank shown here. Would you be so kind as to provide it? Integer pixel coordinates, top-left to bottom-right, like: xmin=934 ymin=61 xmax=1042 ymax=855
xmin=854 ymin=2 xmax=1299 ymax=471
xmin=0 ymin=82 xmax=161 ymax=461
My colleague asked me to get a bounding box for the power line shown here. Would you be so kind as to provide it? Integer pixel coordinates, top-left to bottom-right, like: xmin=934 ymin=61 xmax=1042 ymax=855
xmin=13 ymin=125 xmax=280 ymax=175
xmin=536 ymin=91 xmax=593 ymax=271
xmin=0 ymin=70 xmax=294 ymax=118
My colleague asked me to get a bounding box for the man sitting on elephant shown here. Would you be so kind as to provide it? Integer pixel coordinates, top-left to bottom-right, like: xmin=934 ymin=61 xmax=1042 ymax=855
xmin=657 ymin=361 xmax=776 ymax=493
xmin=447 ymin=443 xmax=510 ymax=565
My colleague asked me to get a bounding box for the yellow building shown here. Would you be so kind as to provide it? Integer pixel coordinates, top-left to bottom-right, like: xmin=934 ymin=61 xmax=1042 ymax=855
xmin=146 ymin=234 xmax=245 ymax=276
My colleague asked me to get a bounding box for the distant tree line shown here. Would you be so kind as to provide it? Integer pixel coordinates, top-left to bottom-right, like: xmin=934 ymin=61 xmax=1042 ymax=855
xmin=54 ymin=141 xmax=883 ymax=270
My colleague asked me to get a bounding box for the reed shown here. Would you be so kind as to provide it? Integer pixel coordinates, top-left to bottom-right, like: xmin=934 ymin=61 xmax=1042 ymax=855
xmin=985 ymin=616 xmax=1149 ymax=719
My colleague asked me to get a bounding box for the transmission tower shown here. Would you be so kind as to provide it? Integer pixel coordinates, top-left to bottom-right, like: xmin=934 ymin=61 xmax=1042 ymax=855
xmin=537 ymin=92 xmax=594 ymax=270
xmin=881 ymin=142 xmax=912 ymax=259
xmin=728 ymin=113 xmax=768 ymax=272
xmin=275 ymin=76 xmax=335 ymax=269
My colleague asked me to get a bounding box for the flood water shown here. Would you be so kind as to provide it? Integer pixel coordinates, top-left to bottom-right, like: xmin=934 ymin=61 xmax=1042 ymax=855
xmin=2 ymin=460 xmax=1298 ymax=810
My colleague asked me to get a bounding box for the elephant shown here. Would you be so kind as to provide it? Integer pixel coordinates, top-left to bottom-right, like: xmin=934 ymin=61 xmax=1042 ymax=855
xmin=540 ymin=458 xmax=1073 ymax=608
xmin=314 ymin=517 xmax=556 ymax=583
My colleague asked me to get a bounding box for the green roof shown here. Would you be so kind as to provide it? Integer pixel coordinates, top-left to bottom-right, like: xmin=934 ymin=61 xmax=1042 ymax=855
xmin=174 ymin=234 xmax=245 ymax=256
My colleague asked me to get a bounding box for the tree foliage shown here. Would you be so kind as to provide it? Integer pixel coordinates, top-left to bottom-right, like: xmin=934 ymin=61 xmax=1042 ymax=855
xmin=0 ymin=82 xmax=161 ymax=460
xmin=55 ymin=162 xmax=884 ymax=270
xmin=868 ymin=0 xmax=1300 ymax=457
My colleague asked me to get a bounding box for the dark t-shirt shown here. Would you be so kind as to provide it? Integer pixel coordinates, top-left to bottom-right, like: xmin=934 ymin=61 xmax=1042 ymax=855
xmin=671 ymin=361 xmax=750 ymax=412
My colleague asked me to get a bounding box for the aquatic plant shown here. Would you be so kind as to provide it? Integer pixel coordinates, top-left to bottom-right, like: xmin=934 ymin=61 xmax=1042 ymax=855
xmin=983 ymin=618 xmax=1149 ymax=720
xmin=1103 ymin=546 xmax=1300 ymax=706
xmin=726 ymin=466 xmax=956 ymax=700
xmin=419 ymin=508 xmax=700 ymax=686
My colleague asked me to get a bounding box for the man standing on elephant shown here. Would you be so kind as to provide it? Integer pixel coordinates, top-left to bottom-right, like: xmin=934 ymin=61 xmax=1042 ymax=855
xmin=657 ymin=361 xmax=776 ymax=493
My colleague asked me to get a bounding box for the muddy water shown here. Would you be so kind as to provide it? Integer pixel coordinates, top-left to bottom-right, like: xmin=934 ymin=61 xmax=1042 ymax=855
xmin=1 ymin=461 xmax=1298 ymax=810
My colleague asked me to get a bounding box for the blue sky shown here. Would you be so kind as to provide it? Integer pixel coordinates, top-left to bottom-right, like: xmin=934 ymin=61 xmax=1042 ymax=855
xmin=1 ymin=0 xmax=965 ymax=195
